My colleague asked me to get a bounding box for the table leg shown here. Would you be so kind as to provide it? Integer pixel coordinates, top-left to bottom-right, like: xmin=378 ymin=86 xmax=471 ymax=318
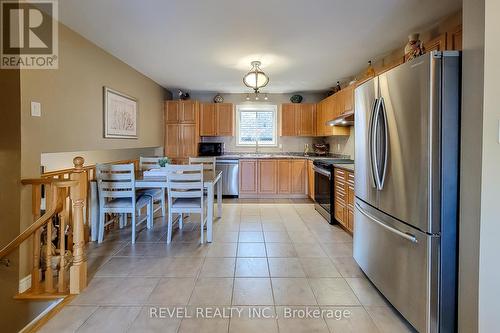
xmin=207 ymin=184 xmax=214 ymax=243
xmin=217 ymin=177 xmax=222 ymax=218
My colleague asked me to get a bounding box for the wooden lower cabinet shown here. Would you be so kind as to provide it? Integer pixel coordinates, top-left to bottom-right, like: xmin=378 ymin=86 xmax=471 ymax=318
xmin=164 ymin=123 xmax=198 ymax=160
xmin=239 ymin=159 xmax=258 ymax=194
xmin=180 ymin=124 xmax=198 ymax=158
xmin=165 ymin=124 xmax=180 ymax=158
xmin=239 ymin=159 xmax=308 ymax=198
xmin=278 ymin=160 xmax=292 ymax=194
xmin=290 ymin=160 xmax=306 ymax=194
xmin=258 ymin=160 xmax=277 ymax=194
xmin=333 ymin=167 xmax=355 ymax=233
xmin=307 ymin=160 xmax=315 ymax=199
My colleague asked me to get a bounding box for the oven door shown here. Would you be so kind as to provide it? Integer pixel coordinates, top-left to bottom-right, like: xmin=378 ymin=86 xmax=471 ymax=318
xmin=314 ymin=166 xmax=332 ymax=223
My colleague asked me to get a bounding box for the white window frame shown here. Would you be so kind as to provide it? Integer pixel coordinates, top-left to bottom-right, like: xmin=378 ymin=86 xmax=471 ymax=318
xmin=235 ymin=104 xmax=278 ymax=147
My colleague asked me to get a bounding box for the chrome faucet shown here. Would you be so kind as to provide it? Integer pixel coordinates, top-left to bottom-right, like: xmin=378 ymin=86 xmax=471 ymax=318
xmin=255 ymin=138 xmax=260 ymax=153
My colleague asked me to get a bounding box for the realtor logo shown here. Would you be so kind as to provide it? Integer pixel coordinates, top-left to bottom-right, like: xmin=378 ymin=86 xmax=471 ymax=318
xmin=1 ymin=0 xmax=58 ymax=69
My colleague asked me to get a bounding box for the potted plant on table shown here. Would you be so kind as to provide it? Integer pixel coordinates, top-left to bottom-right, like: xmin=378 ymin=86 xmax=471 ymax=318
xmin=158 ymin=157 xmax=171 ymax=168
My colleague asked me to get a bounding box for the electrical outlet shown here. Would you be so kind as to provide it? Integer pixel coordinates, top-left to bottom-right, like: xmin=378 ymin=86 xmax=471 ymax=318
xmin=31 ymin=101 xmax=41 ymax=117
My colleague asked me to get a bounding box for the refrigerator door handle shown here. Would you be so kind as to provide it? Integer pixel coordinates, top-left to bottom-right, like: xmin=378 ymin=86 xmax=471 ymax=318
xmin=355 ymin=202 xmax=418 ymax=243
xmin=368 ymin=98 xmax=379 ymax=188
xmin=371 ymin=99 xmax=382 ymax=189
xmin=378 ymin=97 xmax=389 ymax=190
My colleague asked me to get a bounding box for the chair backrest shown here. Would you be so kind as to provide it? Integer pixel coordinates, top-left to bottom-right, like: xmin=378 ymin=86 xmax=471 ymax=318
xmin=140 ymin=156 xmax=165 ymax=171
xmin=165 ymin=164 xmax=204 ymax=200
xmin=189 ymin=157 xmax=216 ymax=171
xmin=95 ymin=163 xmax=135 ymax=202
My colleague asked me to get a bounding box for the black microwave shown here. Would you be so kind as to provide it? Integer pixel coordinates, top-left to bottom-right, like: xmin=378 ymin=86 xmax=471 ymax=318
xmin=198 ymin=142 xmax=224 ymax=156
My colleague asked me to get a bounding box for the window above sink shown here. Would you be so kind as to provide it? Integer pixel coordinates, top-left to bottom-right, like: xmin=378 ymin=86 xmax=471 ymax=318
xmin=236 ymin=104 xmax=277 ymax=147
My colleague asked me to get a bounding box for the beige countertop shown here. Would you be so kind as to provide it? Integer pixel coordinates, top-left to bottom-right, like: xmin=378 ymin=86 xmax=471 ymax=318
xmin=333 ymin=163 xmax=355 ymax=172
xmin=215 ymin=153 xmax=351 ymax=161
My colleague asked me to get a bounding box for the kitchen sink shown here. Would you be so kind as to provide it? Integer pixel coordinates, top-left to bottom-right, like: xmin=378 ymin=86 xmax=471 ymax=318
xmin=241 ymin=153 xmax=273 ymax=158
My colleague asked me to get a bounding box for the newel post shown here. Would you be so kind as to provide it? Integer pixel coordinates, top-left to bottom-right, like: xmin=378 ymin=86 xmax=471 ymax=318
xmin=69 ymin=156 xmax=87 ymax=294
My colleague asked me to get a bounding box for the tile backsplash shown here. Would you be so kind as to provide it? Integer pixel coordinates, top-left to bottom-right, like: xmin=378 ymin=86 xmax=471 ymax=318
xmin=202 ymin=127 xmax=354 ymax=159
xmin=190 ymin=91 xmax=354 ymax=159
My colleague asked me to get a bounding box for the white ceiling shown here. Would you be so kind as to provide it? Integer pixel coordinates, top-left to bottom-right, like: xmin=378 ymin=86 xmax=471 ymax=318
xmin=58 ymin=0 xmax=461 ymax=93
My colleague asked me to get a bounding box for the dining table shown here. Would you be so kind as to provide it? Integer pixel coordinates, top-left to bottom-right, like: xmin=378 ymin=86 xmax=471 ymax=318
xmin=135 ymin=169 xmax=223 ymax=242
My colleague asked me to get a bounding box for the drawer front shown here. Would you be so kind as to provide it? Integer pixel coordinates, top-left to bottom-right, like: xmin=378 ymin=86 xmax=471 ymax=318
xmin=353 ymin=199 xmax=437 ymax=333
xmin=347 ymin=171 xmax=355 ymax=186
xmin=334 ymin=168 xmax=346 ymax=179
xmin=347 ymin=184 xmax=355 ymax=206
xmin=334 ymin=202 xmax=345 ymax=224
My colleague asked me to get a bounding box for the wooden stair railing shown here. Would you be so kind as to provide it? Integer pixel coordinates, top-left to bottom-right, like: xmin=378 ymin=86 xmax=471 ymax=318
xmin=0 ymin=157 xmax=89 ymax=299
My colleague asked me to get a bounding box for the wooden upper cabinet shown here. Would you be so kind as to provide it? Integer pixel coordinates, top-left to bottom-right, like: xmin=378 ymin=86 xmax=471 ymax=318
xmin=200 ymin=103 xmax=216 ymax=136
xmin=239 ymin=160 xmax=258 ymax=194
xmin=180 ymin=101 xmax=197 ymax=123
xmin=165 ymin=100 xmax=198 ymax=124
xmin=277 ymin=160 xmax=291 ymax=194
xmin=165 ymin=101 xmax=180 ymax=123
xmin=258 ymin=160 xmax=277 ymax=194
xmin=281 ymin=104 xmax=297 ymax=136
xmin=216 ymin=103 xmax=234 ymax=136
xmin=281 ymin=103 xmax=316 ymax=136
xmin=447 ymin=25 xmax=462 ymax=51
xmin=316 ymin=101 xmax=324 ymax=136
xmin=199 ymin=103 xmax=234 ymax=136
xmin=342 ymin=86 xmax=354 ymax=113
xmin=298 ymin=104 xmax=316 ymax=136
xmin=290 ymin=160 xmax=307 ymax=194
xmin=425 ymin=33 xmax=447 ymax=53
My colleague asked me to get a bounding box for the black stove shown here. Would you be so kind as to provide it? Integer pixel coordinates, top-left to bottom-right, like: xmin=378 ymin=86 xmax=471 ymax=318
xmin=313 ymin=159 xmax=354 ymax=169
xmin=312 ymin=159 xmax=353 ymax=224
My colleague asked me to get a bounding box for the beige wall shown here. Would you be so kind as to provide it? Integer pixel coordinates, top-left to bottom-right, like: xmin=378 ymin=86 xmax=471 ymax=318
xmin=190 ymin=92 xmax=354 ymax=155
xmin=20 ymin=22 xmax=167 ymax=178
xmin=459 ymin=0 xmax=484 ymax=331
xmin=19 ymin=21 xmax=167 ymax=217
xmin=11 ymin=17 xmax=167 ymax=325
xmin=323 ymin=127 xmax=355 ymax=158
xmin=478 ymin=0 xmax=500 ymax=331
xmin=0 ymin=53 xmax=53 ymax=333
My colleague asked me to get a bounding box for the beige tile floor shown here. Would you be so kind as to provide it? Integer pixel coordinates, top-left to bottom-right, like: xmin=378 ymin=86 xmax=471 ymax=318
xmin=40 ymin=202 xmax=416 ymax=333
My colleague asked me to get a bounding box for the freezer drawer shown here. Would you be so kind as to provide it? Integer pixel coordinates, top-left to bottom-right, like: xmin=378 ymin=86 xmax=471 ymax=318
xmin=353 ymin=199 xmax=439 ymax=333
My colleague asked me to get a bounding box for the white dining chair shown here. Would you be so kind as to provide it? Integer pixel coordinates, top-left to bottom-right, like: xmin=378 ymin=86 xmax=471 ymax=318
xmin=189 ymin=157 xmax=216 ymax=172
xmin=165 ymin=164 xmax=207 ymax=244
xmin=189 ymin=157 xmax=215 ymax=198
xmin=139 ymin=156 xmax=166 ymax=217
xmin=96 ymin=163 xmax=152 ymax=244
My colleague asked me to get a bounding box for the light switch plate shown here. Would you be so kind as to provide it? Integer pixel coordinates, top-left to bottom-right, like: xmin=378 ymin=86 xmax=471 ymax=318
xmin=31 ymin=101 xmax=41 ymax=117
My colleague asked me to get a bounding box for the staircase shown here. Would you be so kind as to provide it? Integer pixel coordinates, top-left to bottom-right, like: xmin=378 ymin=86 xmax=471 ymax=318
xmin=0 ymin=157 xmax=89 ymax=300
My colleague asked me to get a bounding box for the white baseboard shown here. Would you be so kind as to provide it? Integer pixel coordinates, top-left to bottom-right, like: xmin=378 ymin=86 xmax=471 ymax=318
xmin=19 ymin=274 xmax=32 ymax=293
xmin=19 ymin=299 xmax=63 ymax=333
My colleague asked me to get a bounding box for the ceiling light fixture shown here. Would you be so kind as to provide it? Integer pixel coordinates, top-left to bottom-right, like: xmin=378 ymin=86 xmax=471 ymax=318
xmin=243 ymin=61 xmax=269 ymax=93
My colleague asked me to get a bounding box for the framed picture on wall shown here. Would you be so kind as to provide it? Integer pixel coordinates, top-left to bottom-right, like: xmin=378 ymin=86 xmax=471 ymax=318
xmin=103 ymin=86 xmax=138 ymax=138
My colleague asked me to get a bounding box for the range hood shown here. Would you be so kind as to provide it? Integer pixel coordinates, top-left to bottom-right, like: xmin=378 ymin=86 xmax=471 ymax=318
xmin=326 ymin=111 xmax=354 ymax=127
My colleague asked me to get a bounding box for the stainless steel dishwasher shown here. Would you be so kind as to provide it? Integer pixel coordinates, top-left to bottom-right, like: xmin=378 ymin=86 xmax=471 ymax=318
xmin=215 ymin=159 xmax=239 ymax=196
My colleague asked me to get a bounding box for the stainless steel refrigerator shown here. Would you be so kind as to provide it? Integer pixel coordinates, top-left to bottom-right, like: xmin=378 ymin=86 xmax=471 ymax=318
xmin=353 ymin=51 xmax=460 ymax=333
